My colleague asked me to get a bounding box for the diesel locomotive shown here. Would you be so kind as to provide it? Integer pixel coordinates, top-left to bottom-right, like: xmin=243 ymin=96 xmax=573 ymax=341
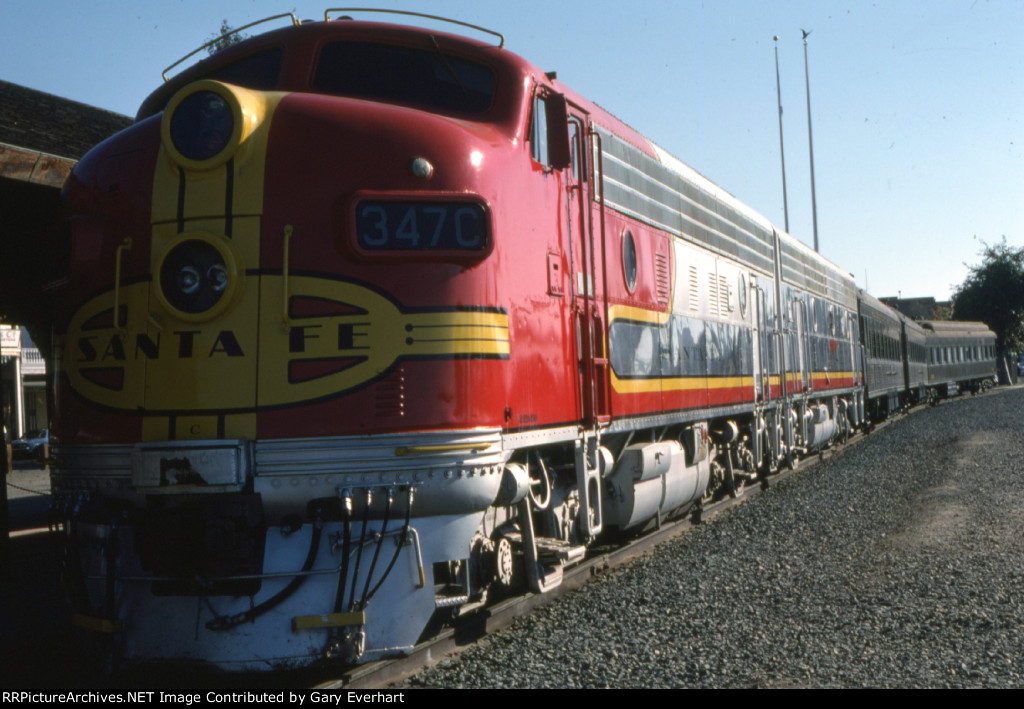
xmin=49 ymin=10 xmax=996 ymax=671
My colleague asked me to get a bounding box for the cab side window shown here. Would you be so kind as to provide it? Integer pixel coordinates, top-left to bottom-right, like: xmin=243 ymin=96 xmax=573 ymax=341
xmin=530 ymin=90 xmax=571 ymax=169
xmin=568 ymin=118 xmax=586 ymax=181
xmin=530 ymin=94 xmax=550 ymax=164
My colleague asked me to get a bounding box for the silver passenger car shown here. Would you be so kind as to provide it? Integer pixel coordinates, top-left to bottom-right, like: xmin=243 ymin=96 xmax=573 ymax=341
xmin=920 ymin=320 xmax=997 ymax=397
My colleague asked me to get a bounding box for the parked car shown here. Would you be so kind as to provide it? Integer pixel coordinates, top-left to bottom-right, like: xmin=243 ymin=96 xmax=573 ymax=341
xmin=11 ymin=429 xmax=48 ymax=461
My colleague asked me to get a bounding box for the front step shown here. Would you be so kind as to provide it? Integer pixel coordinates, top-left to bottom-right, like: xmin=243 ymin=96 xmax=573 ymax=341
xmin=535 ymin=537 xmax=586 ymax=564
xmin=503 ymin=532 xmax=586 ymax=565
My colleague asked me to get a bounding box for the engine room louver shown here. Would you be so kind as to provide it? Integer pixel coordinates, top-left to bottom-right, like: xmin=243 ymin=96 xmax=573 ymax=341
xmin=688 ymin=266 xmax=699 ymax=312
xmin=655 ymin=252 xmax=671 ymax=306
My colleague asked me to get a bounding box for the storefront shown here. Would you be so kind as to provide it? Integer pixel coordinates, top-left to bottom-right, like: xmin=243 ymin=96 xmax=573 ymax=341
xmin=1 ymin=326 xmax=46 ymax=439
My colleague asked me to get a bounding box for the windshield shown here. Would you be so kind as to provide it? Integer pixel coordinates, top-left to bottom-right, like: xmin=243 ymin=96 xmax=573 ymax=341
xmin=208 ymin=48 xmax=282 ymax=90
xmin=312 ymin=41 xmax=495 ymax=114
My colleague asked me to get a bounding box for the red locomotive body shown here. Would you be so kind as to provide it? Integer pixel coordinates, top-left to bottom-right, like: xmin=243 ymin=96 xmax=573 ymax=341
xmin=52 ymin=12 xmax=868 ymax=670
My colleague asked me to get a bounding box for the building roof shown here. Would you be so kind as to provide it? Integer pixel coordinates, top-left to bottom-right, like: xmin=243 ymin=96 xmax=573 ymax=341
xmin=0 ymin=80 xmax=132 ymax=160
xmin=880 ymin=296 xmax=952 ymax=321
xmin=0 ymin=82 xmax=132 ymax=334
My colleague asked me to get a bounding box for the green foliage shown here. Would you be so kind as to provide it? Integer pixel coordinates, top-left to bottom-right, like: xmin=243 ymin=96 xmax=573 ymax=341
xmin=952 ymin=237 xmax=1024 ymax=352
xmin=206 ymin=20 xmax=248 ymax=55
xmin=929 ymin=303 xmax=952 ymax=321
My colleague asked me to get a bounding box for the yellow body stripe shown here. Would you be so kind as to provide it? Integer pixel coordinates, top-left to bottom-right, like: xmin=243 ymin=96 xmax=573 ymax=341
xmin=610 ymin=373 xmax=755 ymax=395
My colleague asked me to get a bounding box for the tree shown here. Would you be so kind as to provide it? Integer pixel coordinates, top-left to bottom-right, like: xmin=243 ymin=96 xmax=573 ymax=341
xmin=952 ymin=238 xmax=1024 ymax=380
xmin=206 ymin=20 xmax=248 ymax=55
xmin=929 ymin=303 xmax=952 ymax=321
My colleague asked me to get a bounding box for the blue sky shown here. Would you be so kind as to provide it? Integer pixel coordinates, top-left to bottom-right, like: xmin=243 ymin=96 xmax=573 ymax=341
xmin=4 ymin=0 xmax=1021 ymax=301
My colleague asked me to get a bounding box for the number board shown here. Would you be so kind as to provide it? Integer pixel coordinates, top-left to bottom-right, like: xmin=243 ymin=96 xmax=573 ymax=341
xmin=357 ymin=201 xmax=488 ymax=251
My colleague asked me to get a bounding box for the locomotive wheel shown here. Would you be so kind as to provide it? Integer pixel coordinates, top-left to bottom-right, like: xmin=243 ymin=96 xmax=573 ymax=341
xmin=731 ymin=447 xmax=755 ymax=497
xmin=704 ymin=459 xmax=728 ymax=502
xmin=486 ymin=534 xmax=524 ymax=597
xmin=737 ymin=446 xmax=756 ymax=475
xmin=785 ymin=449 xmax=798 ymax=471
xmin=495 ymin=536 xmax=516 ymax=589
xmin=528 ymin=453 xmax=551 ymax=511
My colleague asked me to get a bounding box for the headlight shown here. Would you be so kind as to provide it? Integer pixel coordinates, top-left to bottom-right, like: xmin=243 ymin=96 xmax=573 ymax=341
xmin=154 ymin=232 xmax=243 ymax=321
xmin=169 ymin=91 xmax=234 ymax=161
xmin=160 ymin=80 xmax=263 ymax=170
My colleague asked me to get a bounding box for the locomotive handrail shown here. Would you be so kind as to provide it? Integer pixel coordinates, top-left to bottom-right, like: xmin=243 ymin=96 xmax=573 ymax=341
xmin=752 ymin=281 xmax=770 ymax=401
xmin=113 ymin=238 xmax=132 ymax=332
xmin=282 ymin=224 xmax=294 ymax=326
xmin=162 ymin=13 xmax=301 ymax=81
xmin=325 ymin=8 xmax=504 ymax=47
xmin=588 ymin=127 xmax=609 ymax=422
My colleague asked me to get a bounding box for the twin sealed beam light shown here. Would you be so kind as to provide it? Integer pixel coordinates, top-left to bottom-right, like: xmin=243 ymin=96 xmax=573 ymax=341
xmin=154 ymin=232 xmax=243 ymax=322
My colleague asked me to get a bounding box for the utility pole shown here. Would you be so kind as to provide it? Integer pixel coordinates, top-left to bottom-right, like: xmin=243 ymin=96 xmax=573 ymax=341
xmin=773 ymin=36 xmax=790 ymax=233
xmin=802 ymin=29 xmax=820 ymax=253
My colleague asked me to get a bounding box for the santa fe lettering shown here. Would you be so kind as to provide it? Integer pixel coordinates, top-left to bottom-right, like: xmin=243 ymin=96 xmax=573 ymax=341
xmin=76 ymin=330 xmax=245 ymax=362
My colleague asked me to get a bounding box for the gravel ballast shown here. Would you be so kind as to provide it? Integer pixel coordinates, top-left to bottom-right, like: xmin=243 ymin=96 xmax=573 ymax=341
xmin=405 ymin=387 xmax=1024 ymax=688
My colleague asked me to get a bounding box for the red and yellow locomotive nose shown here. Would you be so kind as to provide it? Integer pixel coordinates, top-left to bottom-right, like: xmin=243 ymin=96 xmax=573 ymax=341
xmin=62 ymin=80 xmax=283 ymax=440
xmin=62 ymin=78 xmax=509 ymax=444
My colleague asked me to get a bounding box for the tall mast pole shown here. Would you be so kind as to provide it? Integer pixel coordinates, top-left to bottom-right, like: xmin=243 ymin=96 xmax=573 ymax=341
xmin=802 ymin=29 xmax=820 ymax=253
xmin=774 ymin=36 xmax=790 ymax=233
